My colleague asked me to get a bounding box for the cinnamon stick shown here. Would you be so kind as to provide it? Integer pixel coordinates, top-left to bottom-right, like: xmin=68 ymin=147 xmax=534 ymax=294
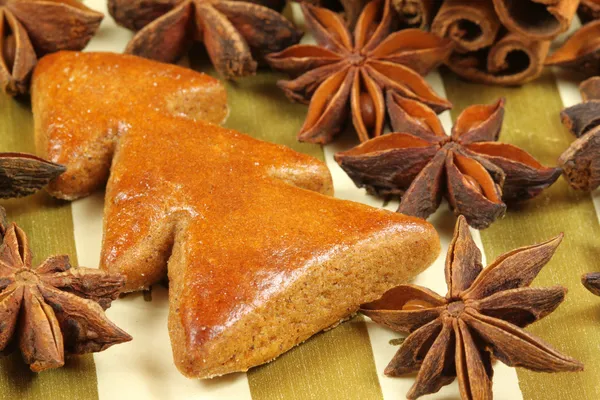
xmin=447 ymin=32 xmax=550 ymax=85
xmin=432 ymin=0 xmax=555 ymax=85
xmin=579 ymin=0 xmax=600 ymax=23
xmin=431 ymin=0 xmax=501 ymax=52
xmin=492 ymin=0 xmax=580 ymax=40
xmin=391 ymin=0 xmax=442 ymax=28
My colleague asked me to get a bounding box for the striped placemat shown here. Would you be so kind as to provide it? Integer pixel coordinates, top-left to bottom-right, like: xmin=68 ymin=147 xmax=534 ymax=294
xmin=0 ymin=1 xmax=597 ymax=399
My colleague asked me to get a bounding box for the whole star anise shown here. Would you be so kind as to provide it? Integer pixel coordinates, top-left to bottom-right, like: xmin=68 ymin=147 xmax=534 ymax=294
xmin=0 ymin=153 xmax=65 ymax=199
xmin=0 ymin=0 xmax=103 ymax=95
xmin=335 ymin=95 xmax=561 ymax=228
xmin=0 ymin=219 xmax=131 ymax=372
xmin=361 ymin=215 xmax=583 ymax=400
xmin=108 ymin=0 xmax=302 ymax=79
xmin=266 ymin=0 xmax=453 ymax=144
xmin=545 ymin=19 xmax=600 ymax=76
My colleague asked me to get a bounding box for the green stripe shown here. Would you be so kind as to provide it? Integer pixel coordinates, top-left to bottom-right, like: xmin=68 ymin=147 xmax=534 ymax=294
xmin=190 ymin=51 xmax=383 ymax=400
xmin=0 ymin=94 xmax=98 ymax=399
xmin=248 ymin=315 xmax=383 ymax=400
xmin=443 ymin=70 xmax=600 ymax=399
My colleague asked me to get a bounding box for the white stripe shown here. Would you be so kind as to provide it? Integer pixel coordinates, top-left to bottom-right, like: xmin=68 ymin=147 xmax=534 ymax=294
xmin=75 ymin=2 xmax=253 ymax=399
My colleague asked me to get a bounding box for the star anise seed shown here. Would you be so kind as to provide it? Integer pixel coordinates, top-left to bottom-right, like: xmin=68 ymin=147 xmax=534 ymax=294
xmin=361 ymin=215 xmax=583 ymax=400
xmin=0 ymin=153 xmax=65 ymax=199
xmin=335 ymin=95 xmax=561 ymax=229
xmin=266 ymin=0 xmax=453 ymax=144
xmin=0 ymin=0 xmax=103 ymax=95
xmin=0 ymin=220 xmax=131 ymax=372
xmin=108 ymin=0 xmax=301 ymax=79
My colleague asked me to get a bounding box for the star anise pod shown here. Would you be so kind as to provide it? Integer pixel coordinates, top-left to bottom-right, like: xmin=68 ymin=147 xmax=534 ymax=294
xmin=545 ymin=19 xmax=600 ymax=76
xmin=266 ymin=0 xmax=453 ymax=144
xmin=558 ymin=76 xmax=600 ymax=191
xmin=0 ymin=0 xmax=103 ymax=95
xmin=335 ymin=95 xmax=561 ymax=229
xmin=108 ymin=0 xmax=302 ymax=79
xmin=361 ymin=215 xmax=583 ymax=400
xmin=0 ymin=153 xmax=65 ymax=199
xmin=0 ymin=220 xmax=132 ymax=372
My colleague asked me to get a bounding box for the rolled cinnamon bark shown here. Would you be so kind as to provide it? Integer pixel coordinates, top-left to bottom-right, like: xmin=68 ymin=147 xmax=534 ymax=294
xmin=432 ymin=0 xmax=501 ymax=52
xmin=579 ymin=0 xmax=600 ymax=23
xmin=492 ymin=0 xmax=579 ymax=40
xmin=447 ymin=32 xmax=551 ymax=85
xmin=432 ymin=0 xmax=580 ymax=85
xmin=392 ymin=0 xmax=442 ymax=28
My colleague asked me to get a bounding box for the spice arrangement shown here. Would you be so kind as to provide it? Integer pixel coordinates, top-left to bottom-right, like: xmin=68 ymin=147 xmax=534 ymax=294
xmin=2 ymin=0 xmax=600 ymax=399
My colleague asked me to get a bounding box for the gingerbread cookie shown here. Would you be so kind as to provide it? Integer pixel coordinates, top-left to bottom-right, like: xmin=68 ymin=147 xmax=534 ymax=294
xmin=33 ymin=52 xmax=440 ymax=378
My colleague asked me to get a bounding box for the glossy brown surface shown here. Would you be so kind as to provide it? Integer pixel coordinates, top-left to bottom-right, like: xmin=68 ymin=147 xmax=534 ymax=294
xmin=32 ymin=51 xmax=441 ymax=377
xmin=33 ymin=51 xmax=228 ymax=200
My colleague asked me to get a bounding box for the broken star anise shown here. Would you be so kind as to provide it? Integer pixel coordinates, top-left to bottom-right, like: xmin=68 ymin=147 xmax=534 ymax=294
xmin=0 ymin=152 xmax=65 ymax=199
xmin=335 ymin=95 xmax=561 ymax=229
xmin=108 ymin=0 xmax=302 ymax=79
xmin=0 ymin=218 xmax=131 ymax=372
xmin=266 ymin=0 xmax=453 ymax=144
xmin=545 ymin=19 xmax=600 ymax=76
xmin=558 ymin=76 xmax=600 ymax=191
xmin=361 ymin=215 xmax=583 ymax=400
xmin=0 ymin=0 xmax=103 ymax=95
